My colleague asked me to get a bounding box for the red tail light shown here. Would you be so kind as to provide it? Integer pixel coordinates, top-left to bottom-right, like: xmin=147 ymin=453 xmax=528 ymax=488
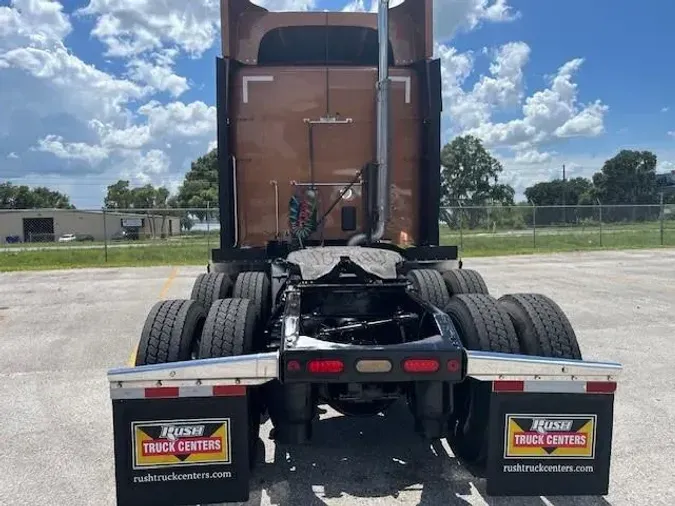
xmin=403 ymin=358 xmax=439 ymax=373
xmin=307 ymin=359 xmax=344 ymax=374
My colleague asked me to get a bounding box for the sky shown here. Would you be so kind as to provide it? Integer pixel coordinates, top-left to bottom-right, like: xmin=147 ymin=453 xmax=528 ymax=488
xmin=1 ymin=0 xmax=675 ymax=208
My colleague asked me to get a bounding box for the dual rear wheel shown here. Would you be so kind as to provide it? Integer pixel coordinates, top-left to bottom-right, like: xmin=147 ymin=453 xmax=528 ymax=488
xmin=134 ymin=270 xmax=271 ymax=468
xmin=406 ymin=267 xmax=583 ymax=469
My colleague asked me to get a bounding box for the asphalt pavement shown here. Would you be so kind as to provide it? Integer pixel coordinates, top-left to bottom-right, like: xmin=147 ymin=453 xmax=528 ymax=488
xmin=0 ymin=249 xmax=674 ymax=506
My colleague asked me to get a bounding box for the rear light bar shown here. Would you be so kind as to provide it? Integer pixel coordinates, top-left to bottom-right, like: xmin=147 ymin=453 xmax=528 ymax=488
xmin=287 ymin=357 xmax=462 ymax=376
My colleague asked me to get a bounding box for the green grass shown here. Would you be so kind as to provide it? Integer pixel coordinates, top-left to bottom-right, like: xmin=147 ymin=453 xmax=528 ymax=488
xmin=0 ymin=243 xmax=210 ymax=272
xmin=442 ymin=223 xmax=675 ymax=257
xmin=2 ymin=221 xmax=675 ymax=272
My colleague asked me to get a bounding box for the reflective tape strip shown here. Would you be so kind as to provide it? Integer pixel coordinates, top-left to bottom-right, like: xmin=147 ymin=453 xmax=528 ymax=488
xmin=242 ymin=75 xmax=274 ymax=103
xmin=493 ymin=380 xmax=616 ymax=394
xmin=523 ymin=381 xmax=587 ymax=393
xmin=390 ymin=76 xmax=411 ymax=103
xmin=110 ymin=385 xmax=246 ymax=400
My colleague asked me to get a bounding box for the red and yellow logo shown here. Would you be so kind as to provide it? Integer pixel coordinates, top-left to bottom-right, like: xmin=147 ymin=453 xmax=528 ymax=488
xmin=504 ymin=414 xmax=596 ymax=459
xmin=132 ymin=418 xmax=231 ymax=470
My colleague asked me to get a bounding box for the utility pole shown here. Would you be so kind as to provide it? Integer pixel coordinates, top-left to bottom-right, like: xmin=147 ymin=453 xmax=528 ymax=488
xmin=562 ymin=164 xmax=566 ymax=224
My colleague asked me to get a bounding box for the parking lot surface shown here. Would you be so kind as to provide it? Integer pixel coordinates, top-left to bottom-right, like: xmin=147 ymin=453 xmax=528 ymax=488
xmin=1 ymin=249 xmax=674 ymax=506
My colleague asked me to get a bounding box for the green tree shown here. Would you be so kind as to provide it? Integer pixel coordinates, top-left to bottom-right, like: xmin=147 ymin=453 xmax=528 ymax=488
xmin=0 ymin=182 xmax=75 ymax=209
xmin=525 ymin=177 xmax=593 ymax=206
xmin=440 ymin=135 xmax=515 ymax=228
xmin=591 ymin=150 xmax=659 ymax=222
xmin=174 ymin=149 xmax=219 ymax=221
xmin=104 ymin=180 xmax=174 ymax=237
xmin=592 ymin=150 xmax=658 ymax=205
xmin=104 ymin=180 xmax=134 ymax=209
xmin=524 ymin=177 xmax=595 ymax=225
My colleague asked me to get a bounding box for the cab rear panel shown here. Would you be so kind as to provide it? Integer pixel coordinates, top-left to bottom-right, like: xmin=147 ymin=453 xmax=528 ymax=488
xmin=231 ymin=65 xmax=421 ymax=246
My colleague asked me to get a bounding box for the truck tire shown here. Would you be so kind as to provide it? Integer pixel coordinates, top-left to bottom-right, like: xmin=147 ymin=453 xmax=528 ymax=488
xmin=407 ymin=269 xmax=451 ymax=309
xmin=197 ymin=298 xmax=262 ymax=468
xmin=197 ymin=298 xmax=257 ymax=358
xmin=232 ymin=271 xmax=271 ymax=326
xmin=443 ymin=294 xmax=519 ymax=353
xmin=443 ymin=294 xmax=520 ymax=467
xmin=499 ymin=293 xmax=582 ymax=359
xmin=442 ymin=269 xmax=489 ymax=295
xmin=135 ymin=299 xmax=206 ymax=365
xmin=190 ymin=273 xmax=232 ymax=310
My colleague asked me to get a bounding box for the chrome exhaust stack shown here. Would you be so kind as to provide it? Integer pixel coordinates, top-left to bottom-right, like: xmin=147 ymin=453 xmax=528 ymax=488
xmin=349 ymin=0 xmax=390 ymax=245
xmin=372 ymin=0 xmax=391 ymax=241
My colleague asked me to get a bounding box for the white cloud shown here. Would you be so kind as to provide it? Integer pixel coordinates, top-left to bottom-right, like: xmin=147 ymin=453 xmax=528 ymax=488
xmin=253 ymin=0 xmax=316 ymax=10
xmin=138 ymin=100 xmax=216 ymax=138
xmin=0 ymin=45 xmax=148 ymax=125
xmin=514 ymin=149 xmax=553 ymax=165
xmin=445 ymin=54 xmax=609 ymax=153
xmin=668 ymin=131 xmax=675 ymax=139
xmin=33 ymin=135 xmax=110 ymax=165
xmin=76 ymin=0 xmax=315 ymax=61
xmin=0 ymin=0 xmax=611 ymax=208
xmin=125 ymin=52 xmax=189 ymax=98
xmin=659 ymin=160 xmax=675 ymax=171
xmin=342 ymin=0 xmax=370 ymax=12
xmin=341 ymin=0 xmax=518 ymax=38
xmin=434 ymin=0 xmax=519 ymax=41
xmin=76 ymin=0 xmax=221 ymax=59
xmin=0 ymin=0 xmax=72 ymax=51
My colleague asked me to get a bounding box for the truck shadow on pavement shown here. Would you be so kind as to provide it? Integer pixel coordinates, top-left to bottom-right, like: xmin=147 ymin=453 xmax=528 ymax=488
xmin=241 ymin=401 xmax=612 ymax=506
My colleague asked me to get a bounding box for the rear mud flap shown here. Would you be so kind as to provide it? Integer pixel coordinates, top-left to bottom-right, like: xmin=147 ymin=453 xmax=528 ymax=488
xmin=111 ymin=392 xmax=250 ymax=506
xmin=485 ymin=389 xmax=615 ymax=496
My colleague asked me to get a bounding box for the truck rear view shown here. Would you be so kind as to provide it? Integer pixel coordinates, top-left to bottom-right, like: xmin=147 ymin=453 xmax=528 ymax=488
xmin=106 ymin=2 xmax=623 ymax=505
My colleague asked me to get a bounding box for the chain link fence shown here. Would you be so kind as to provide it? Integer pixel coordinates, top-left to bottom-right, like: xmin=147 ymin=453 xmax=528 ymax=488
xmin=0 ymin=207 xmax=221 ymax=268
xmin=1 ymin=204 xmax=675 ymax=269
xmin=440 ymin=204 xmax=675 ymax=255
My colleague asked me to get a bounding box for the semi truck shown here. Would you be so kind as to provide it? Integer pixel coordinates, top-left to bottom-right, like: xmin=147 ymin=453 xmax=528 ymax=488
xmin=107 ymin=1 xmax=623 ymax=504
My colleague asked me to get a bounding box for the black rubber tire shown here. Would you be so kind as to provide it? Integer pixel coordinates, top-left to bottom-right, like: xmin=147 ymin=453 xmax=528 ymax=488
xmin=197 ymin=298 xmax=257 ymax=359
xmin=135 ymin=299 xmax=206 ymax=365
xmin=443 ymin=294 xmax=520 ymax=468
xmin=197 ymin=298 xmax=261 ymax=469
xmin=407 ymin=269 xmax=451 ymax=309
xmin=442 ymin=269 xmax=489 ymax=295
xmin=443 ymin=294 xmax=520 ymax=353
xmin=499 ymin=293 xmax=582 ymax=359
xmin=190 ymin=273 xmax=232 ymax=310
xmin=232 ymin=271 xmax=271 ymax=326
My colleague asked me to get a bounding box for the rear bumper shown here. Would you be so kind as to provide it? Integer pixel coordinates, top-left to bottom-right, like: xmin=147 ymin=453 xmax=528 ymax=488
xmin=108 ymin=349 xmax=621 ymax=395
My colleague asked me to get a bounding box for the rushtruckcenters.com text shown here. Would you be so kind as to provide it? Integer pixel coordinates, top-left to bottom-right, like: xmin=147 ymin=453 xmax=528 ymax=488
xmin=133 ymin=470 xmax=233 ymax=483
xmin=503 ymin=463 xmax=594 ymax=473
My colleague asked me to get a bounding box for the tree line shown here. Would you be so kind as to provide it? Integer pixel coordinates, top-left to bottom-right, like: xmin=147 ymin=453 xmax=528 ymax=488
xmin=2 ymin=135 xmax=673 ymax=231
xmin=439 ymin=136 xmax=673 ymax=229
